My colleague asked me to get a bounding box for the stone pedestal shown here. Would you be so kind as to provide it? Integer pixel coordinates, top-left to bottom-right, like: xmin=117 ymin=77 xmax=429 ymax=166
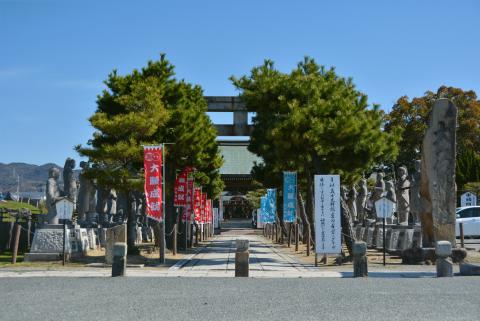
xmin=436 ymin=241 xmax=453 ymax=277
xmin=24 ymin=225 xmax=69 ymax=261
xmin=235 ymin=239 xmax=249 ymax=277
xmin=353 ymin=242 xmax=368 ymax=277
xmin=105 ymin=224 xmax=127 ymax=264
xmin=112 ymin=242 xmax=127 ymax=277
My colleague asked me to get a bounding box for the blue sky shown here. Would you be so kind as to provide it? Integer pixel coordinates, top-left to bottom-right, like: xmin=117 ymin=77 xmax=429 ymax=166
xmin=1 ymin=0 xmax=479 ymax=166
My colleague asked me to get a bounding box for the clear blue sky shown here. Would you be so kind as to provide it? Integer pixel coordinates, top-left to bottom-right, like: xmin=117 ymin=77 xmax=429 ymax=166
xmin=1 ymin=0 xmax=479 ymax=166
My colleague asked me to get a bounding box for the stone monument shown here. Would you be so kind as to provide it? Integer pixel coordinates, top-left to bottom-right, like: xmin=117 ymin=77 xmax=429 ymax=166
xmin=46 ymin=167 xmax=62 ymax=224
xmin=370 ymin=173 xmax=385 ymax=218
xmin=77 ymin=161 xmax=96 ymax=223
xmin=396 ymin=166 xmax=410 ymax=225
xmin=63 ymin=158 xmax=77 ymax=206
xmin=410 ymin=160 xmax=421 ymax=224
xmin=347 ymin=185 xmax=358 ymax=222
xmin=420 ymin=98 xmax=457 ymax=247
xmin=356 ymin=179 xmax=368 ymax=223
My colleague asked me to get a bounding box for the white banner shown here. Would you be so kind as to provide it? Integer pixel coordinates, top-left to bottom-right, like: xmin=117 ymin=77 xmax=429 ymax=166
xmin=314 ymin=175 xmax=341 ymax=254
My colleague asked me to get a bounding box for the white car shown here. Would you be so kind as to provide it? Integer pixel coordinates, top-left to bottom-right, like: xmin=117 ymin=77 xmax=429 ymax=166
xmin=456 ymin=206 xmax=480 ymax=237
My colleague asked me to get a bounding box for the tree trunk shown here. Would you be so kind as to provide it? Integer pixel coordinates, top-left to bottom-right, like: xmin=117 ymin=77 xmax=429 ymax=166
xmin=305 ymin=172 xmax=316 ymax=243
xmin=341 ymin=198 xmax=354 ymax=257
xmin=297 ymin=193 xmax=310 ymax=244
xmin=126 ymin=190 xmax=138 ymax=254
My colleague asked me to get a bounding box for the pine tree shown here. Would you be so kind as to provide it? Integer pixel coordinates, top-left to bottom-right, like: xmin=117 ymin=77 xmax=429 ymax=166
xmin=76 ymin=54 xmax=223 ymax=252
xmin=231 ymin=57 xmax=399 ymax=242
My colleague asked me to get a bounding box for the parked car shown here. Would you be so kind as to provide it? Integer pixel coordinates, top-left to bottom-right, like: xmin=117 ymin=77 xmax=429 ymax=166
xmin=456 ymin=206 xmax=480 ymax=238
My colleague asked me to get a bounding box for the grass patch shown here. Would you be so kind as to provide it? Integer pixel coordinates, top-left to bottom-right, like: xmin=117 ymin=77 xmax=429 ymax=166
xmin=0 ymin=251 xmax=24 ymax=265
xmin=0 ymin=200 xmax=44 ymax=214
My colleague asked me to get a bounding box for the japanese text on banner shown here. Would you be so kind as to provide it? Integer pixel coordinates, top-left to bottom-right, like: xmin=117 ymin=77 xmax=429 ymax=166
xmin=283 ymin=172 xmax=297 ymax=223
xmin=143 ymin=146 xmax=163 ymax=222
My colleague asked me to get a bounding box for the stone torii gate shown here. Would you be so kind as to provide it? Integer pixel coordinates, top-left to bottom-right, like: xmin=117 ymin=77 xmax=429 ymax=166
xmin=206 ymin=96 xmax=253 ymax=136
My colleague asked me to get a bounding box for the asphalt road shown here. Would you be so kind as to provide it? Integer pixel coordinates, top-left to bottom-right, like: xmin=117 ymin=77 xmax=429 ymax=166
xmin=1 ymin=277 xmax=479 ymax=321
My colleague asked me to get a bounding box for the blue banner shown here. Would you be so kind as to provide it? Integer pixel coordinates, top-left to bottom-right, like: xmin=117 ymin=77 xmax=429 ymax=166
xmin=283 ymin=171 xmax=297 ymax=222
xmin=266 ymin=188 xmax=277 ymax=223
xmin=260 ymin=196 xmax=268 ymax=223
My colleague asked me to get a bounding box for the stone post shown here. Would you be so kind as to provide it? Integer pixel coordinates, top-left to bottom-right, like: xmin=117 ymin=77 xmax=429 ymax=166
xmin=112 ymin=242 xmax=127 ymax=277
xmin=353 ymin=241 xmax=368 ymax=277
xmin=235 ymin=239 xmax=249 ymax=277
xmin=436 ymin=241 xmax=453 ymax=277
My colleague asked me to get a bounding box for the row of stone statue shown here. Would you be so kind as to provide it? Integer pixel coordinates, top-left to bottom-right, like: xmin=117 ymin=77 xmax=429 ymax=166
xmin=46 ymin=158 xmax=146 ymax=226
xmin=342 ymin=161 xmax=421 ymax=226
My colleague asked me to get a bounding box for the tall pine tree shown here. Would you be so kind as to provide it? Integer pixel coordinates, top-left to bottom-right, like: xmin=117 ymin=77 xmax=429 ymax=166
xmin=76 ymin=54 xmax=223 ymax=251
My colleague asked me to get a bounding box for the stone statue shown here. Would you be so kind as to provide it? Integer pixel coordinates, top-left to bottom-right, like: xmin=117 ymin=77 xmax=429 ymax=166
xmin=107 ymin=189 xmax=118 ymax=222
xmin=410 ymin=160 xmax=421 ymax=224
xmin=62 ymin=158 xmax=77 ymax=205
xmin=396 ymin=166 xmax=410 ymax=225
xmin=96 ymin=187 xmax=110 ymax=225
xmin=385 ymin=180 xmax=396 ymax=203
xmin=370 ymin=172 xmax=385 ymax=218
xmin=420 ymin=99 xmax=457 ymax=246
xmin=347 ymin=185 xmax=358 ymax=222
xmin=356 ymin=179 xmax=368 ymax=223
xmin=46 ymin=167 xmax=62 ymax=224
xmin=77 ymin=161 xmax=96 ymax=222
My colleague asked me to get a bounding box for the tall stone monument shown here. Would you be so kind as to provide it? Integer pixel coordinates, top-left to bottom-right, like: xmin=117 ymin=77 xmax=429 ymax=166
xmin=77 ymin=161 xmax=96 ymax=223
xmin=396 ymin=166 xmax=410 ymax=225
xmin=420 ymin=99 xmax=457 ymax=247
xmin=356 ymin=179 xmax=368 ymax=223
xmin=63 ymin=158 xmax=78 ymax=206
xmin=46 ymin=167 xmax=62 ymax=224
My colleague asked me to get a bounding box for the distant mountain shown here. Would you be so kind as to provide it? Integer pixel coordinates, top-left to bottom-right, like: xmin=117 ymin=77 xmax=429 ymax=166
xmin=0 ymin=162 xmax=62 ymax=193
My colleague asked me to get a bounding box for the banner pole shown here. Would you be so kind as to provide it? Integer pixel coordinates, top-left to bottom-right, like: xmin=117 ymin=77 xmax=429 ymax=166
xmin=159 ymin=143 xmax=166 ymax=264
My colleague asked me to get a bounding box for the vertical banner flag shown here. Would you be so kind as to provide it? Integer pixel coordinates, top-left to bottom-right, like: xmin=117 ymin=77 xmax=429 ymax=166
xmin=206 ymin=199 xmax=212 ymax=224
xmin=314 ymin=175 xmax=341 ymax=254
xmin=184 ymin=176 xmax=194 ymax=221
xmin=193 ymin=187 xmax=201 ymax=223
xmin=260 ymin=196 xmax=268 ymax=223
xmin=201 ymin=193 xmax=207 ymax=223
xmin=174 ymin=168 xmax=190 ymax=207
xmin=267 ymin=189 xmax=277 ymax=223
xmin=143 ymin=146 xmax=163 ymax=222
xmin=283 ymin=172 xmax=297 ymax=223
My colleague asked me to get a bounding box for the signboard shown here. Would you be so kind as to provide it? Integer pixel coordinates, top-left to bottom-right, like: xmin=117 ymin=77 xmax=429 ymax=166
xmin=283 ymin=171 xmax=297 ymax=222
xmin=55 ymin=198 xmax=74 ymax=220
xmin=314 ymin=175 xmax=341 ymax=254
xmin=375 ymin=197 xmax=396 ymax=219
xmin=143 ymin=146 xmax=163 ymax=222
xmin=461 ymin=192 xmax=477 ymax=207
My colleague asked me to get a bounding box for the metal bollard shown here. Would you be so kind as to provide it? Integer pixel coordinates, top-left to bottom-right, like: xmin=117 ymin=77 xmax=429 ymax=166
xmin=353 ymin=241 xmax=368 ymax=277
xmin=112 ymin=242 xmax=127 ymax=277
xmin=235 ymin=239 xmax=249 ymax=277
xmin=436 ymin=241 xmax=453 ymax=277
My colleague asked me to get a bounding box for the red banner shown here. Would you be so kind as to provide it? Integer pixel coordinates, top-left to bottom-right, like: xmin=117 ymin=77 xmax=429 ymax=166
xmin=183 ymin=176 xmax=194 ymax=222
xmin=206 ymin=199 xmax=212 ymax=224
xmin=193 ymin=187 xmax=201 ymax=223
xmin=174 ymin=168 xmax=190 ymax=207
xmin=143 ymin=146 xmax=163 ymax=222
xmin=201 ymin=193 xmax=207 ymax=223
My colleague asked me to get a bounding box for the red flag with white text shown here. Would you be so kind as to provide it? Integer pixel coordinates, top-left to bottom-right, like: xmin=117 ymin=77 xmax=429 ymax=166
xmin=143 ymin=146 xmax=163 ymax=222
xmin=174 ymin=168 xmax=191 ymax=207
xmin=193 ymin=187 xmax=201 ymax=223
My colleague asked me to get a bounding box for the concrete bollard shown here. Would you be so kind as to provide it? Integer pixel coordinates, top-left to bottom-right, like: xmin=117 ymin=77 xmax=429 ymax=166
xmin=112 ymin=242 xmax=127 ymax=277
xmin=353 ymin=241 xmax=368 ymax=277
xmin=235 ymin=239 xmax=249 ymax=277
xmin=436 ymin=241 xmax=453 ymax=277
